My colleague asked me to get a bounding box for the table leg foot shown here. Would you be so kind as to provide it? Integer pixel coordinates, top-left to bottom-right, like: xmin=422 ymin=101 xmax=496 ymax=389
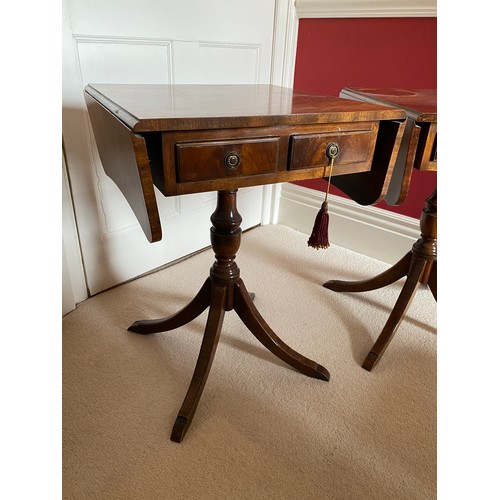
xmin=362 ymin=257 xmax=426 ymax=370
xmin=128 ymin=278 xmax=212 ymax=334
xmin=233 ymin=279 xmax=330 ymax=381
xmin=323 ymin=251 xmax=412 ymax=293
xmin=170 ymin=284 xmax=226 ymax=442
xmin=362 ymin=352 xmax=379 ymax=372
xmin=170 ymin=416 xmax=189 ymax=443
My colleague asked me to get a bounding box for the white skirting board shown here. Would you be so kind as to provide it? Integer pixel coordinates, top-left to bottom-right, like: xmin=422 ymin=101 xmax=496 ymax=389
xmin=277 ymin=183 xmax=420 ymax=264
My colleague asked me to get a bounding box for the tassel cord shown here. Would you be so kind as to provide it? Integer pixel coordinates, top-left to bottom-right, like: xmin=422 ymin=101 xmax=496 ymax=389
xmin=324 ymin=154 xmax=335 ymax=203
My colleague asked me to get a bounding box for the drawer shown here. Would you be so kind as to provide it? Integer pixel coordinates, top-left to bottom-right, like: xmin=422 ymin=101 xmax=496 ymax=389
xmin=288 ymin=122 xmax=379 ymax=174
xmin=175 ymin=137 xmax=279 ymax=183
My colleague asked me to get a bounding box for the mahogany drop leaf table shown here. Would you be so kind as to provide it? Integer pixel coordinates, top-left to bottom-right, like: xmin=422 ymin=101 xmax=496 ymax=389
xmin=85 ymin=84 xmax=406 ymax=441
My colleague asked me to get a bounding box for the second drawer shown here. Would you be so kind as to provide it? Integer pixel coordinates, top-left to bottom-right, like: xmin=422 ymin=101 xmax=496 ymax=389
xmin=288 ymin=123 xmax=379 ymax=174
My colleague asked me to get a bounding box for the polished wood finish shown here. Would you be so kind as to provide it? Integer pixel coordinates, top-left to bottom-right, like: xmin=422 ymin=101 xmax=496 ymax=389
xmin=288 ymin=121 xmax=377 ymax=172
xmin=85 ymin=94 xmax=162 ymax=243
xmin=85 ymin=84 xmax=406 ymax=240
xmin=129 ymin=190 xmax=329 ymax=442
xmin=324 ymin=88 xmax=437 ymax=371
xmin=85 ymin=84 xmax=407 ymax=441
xmin=158 ymin=121 xmax=401 ymax=200
xmin=328 ymin=119 xmax=405 ymax=205
xmin=175 ymin=136 xmax=280 ymax=183
xmin=85 ymin=84 xmax=405 ymax=132
xmin=340 ymin=88 xmax=437 ymax=204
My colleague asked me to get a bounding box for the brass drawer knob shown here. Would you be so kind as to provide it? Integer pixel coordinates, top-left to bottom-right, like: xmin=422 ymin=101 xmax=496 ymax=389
xmin=224 ymin=151 xmax=240 ymax=169
xmin=326 ymin=142 xmax=340 ymax=160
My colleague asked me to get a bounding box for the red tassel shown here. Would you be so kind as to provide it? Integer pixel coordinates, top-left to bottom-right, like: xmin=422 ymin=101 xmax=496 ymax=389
xmin=308 ymin=146 xmax=337 ymax=249
xmin=307 ymin=200 xmax=330 ymax=249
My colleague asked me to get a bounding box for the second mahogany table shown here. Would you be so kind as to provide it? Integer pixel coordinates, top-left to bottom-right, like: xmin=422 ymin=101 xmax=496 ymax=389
xmin=85 ymin=84 xmax=406 ymax=442
xmin=325 ymin=88 xmax=437 ymax=371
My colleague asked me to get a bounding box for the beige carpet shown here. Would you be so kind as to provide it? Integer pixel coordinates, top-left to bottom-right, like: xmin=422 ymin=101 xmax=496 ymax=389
xmin=63 ymin=224 xmax=437 ymax=500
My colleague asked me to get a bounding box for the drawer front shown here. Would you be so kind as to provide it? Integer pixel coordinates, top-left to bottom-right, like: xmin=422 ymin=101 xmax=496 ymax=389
xmin=176 ymin=137 xmax=279 ymax=183
xmin=288 ymin=123 xmax=378 ymax=174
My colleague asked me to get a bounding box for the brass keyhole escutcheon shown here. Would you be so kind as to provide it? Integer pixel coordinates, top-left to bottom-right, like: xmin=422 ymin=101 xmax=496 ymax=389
xmin=224 ymin=151 xmax=240 ymax=170
xmin=326 ymin=142 xmax=340 ymax=160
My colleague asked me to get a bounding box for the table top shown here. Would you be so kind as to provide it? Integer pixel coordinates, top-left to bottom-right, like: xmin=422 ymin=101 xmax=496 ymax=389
xmin=340 ymin=88 xmax=436 ymax=123
xmin=85 ymin=84 xmax=410 ymax=242
xmin=85 ymin=84 xmax=405 ymax=132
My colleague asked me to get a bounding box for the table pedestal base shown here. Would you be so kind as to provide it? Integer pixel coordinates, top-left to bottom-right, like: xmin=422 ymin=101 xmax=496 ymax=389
xmin=129 ymin=189 xmax=329 ymax=442
xmin=323 ymin=189 xmax=437 ymax=371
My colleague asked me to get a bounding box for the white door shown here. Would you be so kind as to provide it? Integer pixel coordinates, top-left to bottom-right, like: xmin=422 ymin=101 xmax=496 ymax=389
xmin=62 ymin=0 xmax=297 ymax=296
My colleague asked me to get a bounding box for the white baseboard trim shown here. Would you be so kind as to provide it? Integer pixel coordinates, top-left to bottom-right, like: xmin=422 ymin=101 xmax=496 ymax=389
xmin=277 ymin=183 xmax=419 ymax=264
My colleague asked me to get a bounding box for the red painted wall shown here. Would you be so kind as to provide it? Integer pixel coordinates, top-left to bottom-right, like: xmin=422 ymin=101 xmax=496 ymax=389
xmin=293 ymin=17 xmax=437 ymax=219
